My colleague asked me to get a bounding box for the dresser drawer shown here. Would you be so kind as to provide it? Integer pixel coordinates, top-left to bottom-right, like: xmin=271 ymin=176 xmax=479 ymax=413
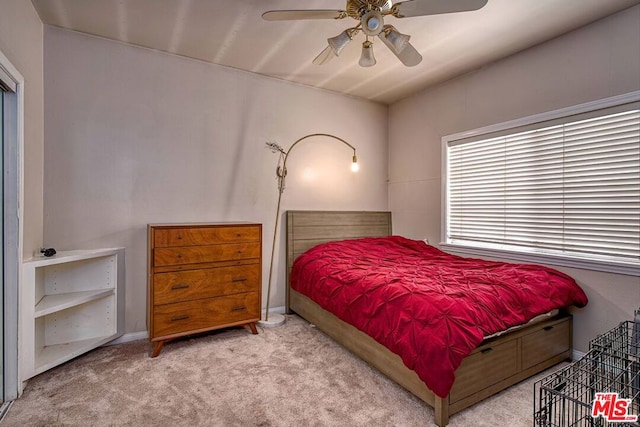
xmin=153 ymin=264 xmax=259 ymax=305
xmin=154 ymin=226 xmax=260 ymax=247
xmin=449 ymin=340 xmax=519 ymax=403
xmin=154 ymin=242 xmax=261 ymax=267
xmin=522 ymin=317 xmax=570 ymax=370
xmin=152 ymin=292 xmax=259 ymax=337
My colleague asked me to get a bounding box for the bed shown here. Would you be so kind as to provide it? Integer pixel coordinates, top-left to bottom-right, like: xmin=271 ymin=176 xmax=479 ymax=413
xmin=285 ymin=210 xmax=588 ymax=426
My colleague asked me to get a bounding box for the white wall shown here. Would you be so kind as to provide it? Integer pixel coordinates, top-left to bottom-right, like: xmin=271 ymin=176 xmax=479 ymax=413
xmin=388 ymin=5 xmax=640 ymax=352
xmin=43 ymin=26 xmax=388 ymax=334
xmin=0 ymin=0 xmax=44 ymax=259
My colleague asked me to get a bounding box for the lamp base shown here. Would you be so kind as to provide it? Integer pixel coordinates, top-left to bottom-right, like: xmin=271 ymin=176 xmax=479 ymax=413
xmin=257 ymin=312 xmax=286 ymax=328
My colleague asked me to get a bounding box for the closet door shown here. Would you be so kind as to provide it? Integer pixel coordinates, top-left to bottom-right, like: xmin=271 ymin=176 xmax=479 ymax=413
xmin=0 ymin=89 xmax=4 ymax=404
xmin=0 ymin=63 xmax=19 ymax=406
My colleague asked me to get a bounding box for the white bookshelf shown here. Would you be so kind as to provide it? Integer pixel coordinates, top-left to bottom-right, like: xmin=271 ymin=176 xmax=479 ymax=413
xmin=19 ymin=248 xmax=125 ymax=393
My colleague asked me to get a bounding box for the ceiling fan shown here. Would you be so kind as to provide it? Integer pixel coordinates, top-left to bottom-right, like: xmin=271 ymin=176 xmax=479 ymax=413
xmin=262 ymin=0 xmax=488 ymax=68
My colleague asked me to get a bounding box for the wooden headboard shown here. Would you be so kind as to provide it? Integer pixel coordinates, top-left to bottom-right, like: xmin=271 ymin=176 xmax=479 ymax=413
xmin=285 ymin=210 xmax=392 ymax=309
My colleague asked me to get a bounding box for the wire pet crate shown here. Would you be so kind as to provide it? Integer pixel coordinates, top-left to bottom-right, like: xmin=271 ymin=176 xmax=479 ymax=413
xmin=534 ymin=319 xmax=640 ymax=427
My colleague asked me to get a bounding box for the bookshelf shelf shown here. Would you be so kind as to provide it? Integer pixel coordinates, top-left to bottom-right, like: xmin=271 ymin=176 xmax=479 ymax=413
xmin=19 ymin=248 xmax=125 ymax=393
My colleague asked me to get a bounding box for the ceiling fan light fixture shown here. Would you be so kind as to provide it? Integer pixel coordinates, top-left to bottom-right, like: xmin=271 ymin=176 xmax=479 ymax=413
xmin=361 ymin=10 xmax=384 ymax=36
xmin=384 ymin=25 xmax=410 ymax=54
xmin=263 ymin=0 xmax=487 ymax=68
xmin=359 ymin=40 xmax=376 ymax=67
xmin=328 ymin=28 xmax=355 ymax=56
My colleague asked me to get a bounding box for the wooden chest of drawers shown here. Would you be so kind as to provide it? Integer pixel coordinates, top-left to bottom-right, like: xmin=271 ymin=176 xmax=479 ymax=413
xmin=148 ymin=223 xmax=262 ymax=357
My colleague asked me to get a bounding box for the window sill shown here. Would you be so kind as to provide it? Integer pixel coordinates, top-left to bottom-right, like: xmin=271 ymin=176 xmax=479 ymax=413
xmin=439 ymin=243 xmax=640 ymax=277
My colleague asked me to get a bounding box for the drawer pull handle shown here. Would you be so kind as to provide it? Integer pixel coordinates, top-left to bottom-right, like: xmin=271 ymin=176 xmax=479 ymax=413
xmin=231 ymin=305 xmax=247 ymax=312
xmin=543 ymin=326 xmax=554 ymax=331
xmin=232 ymin=277 xmax=247 ymax=282
xmin=171 ymin=315 xmax=189 ymax=322
xmin=177 ymin=235 xmax=183 ymax=240
xmin=481 ymin=347 xmax=493 ymax=354
xmin=171 ymin=284 xmax=190 ymax=290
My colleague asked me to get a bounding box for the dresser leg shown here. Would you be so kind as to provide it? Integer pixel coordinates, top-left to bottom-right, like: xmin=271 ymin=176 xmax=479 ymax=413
xmin=151 ymin=341 xmax=165 ymax=358
xmin=248 ymin=322 xmax=258 ymax=335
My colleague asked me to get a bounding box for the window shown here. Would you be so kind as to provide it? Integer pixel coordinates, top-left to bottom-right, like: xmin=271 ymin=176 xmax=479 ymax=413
xmin=443 ymin=93 xmax=640 ymax=276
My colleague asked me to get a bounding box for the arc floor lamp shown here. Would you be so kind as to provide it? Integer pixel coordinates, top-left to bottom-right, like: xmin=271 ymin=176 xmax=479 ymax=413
xmin=258 ymin=133 xmax=359 ymax=327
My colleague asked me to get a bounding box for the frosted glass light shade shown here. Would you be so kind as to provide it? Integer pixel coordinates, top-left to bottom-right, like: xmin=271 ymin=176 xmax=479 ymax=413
xmin=366 ymin=16 xmax=380 ymax=32
xmin=359 ymin=41 xmax=376 ymax=67
xmin=328 ymin=29 xmax=354 ymax=56
xmin=385 ymin=27 xmax=410 ymax=53
xmin=361 ymin=10 xmax=384 ymax=36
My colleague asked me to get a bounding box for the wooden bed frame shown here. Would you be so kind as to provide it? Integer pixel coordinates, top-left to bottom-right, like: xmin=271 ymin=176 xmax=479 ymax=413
xmin=285 ymin=210 xmax=573 ymax=426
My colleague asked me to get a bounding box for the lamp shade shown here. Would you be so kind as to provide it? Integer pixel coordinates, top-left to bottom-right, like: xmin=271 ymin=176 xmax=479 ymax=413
xmin=328 ymin=29 xmax=354 ymax=56
xmin=384 ymin=26 xmax=410 ymax=53
xmin=359 ymin=41 xmax=376 ymax=67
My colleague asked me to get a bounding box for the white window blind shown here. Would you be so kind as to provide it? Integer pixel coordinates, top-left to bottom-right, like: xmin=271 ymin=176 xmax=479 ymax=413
xmin=447 ymin=104 xmax=640 ymax=265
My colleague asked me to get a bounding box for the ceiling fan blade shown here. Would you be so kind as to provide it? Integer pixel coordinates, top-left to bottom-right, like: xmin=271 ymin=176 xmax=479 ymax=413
xmin=391 ymin=0 xmax=488 ymax=18
xmin=262 ymin=10 xmax=347 ymax=21
xmin=396 ymin=43 xmax=422 ymax=66
xmin=312 ymin=46 xmax=336 ymax=65
xmin=379 ymin=33 xmax=422 ymax=67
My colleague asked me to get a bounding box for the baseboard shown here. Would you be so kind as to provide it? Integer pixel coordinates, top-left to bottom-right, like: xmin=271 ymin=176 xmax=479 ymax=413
xmin=267 ymin=305 xmax=286 ymax=314
xmin=106 ymin=331 xmax=148 ymax=346
xmin=103 ymin=308 xmax=286 ymax=347
xmin=572 ymin=349 xmax=586 ymax=361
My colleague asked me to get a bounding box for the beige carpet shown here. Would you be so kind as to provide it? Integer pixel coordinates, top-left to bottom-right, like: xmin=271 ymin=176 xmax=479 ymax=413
xmin=3 ymin=315 xmax=556 ymax=426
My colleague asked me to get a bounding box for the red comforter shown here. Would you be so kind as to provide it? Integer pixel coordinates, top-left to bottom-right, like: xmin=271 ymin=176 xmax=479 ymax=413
xmin=290 ymin=236 xmax=588 ymax=398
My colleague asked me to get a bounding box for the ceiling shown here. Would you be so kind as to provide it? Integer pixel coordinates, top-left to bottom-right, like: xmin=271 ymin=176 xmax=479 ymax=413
xmin=31 ymin=0 xmax=640 ymax=105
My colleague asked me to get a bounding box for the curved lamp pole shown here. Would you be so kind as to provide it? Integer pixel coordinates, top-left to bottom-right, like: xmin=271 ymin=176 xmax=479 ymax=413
xmin=261 ymin=133 xmax=358 ymax=324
